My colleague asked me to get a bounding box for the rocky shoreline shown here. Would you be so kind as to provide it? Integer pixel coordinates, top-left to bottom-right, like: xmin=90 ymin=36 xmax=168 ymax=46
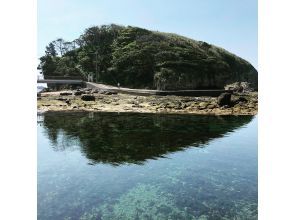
xmin=37 ymin=88 xmax=257 ymax=115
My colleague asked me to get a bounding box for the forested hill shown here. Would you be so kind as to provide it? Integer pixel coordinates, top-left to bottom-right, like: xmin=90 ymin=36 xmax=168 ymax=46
xmin=38 ymin=24 xmax=258 ymax=90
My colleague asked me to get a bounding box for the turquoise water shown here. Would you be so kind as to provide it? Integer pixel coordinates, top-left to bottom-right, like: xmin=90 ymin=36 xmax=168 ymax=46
xmin=38 ymin=112 xmax=257 ymax=220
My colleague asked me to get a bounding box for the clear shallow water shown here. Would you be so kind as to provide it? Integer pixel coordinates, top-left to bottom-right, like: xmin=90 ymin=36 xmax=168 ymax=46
xmin=38 ymin=112 xmax=257 ymax=220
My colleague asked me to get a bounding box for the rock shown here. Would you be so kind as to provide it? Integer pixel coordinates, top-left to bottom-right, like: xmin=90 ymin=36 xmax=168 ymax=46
xmin=170 ymin=102 xmax=181 ymax=109
xmin=132 ymin=104 xmax=143 ymax=108
xmin=198 ymin=102 xmax=208 ymax=110
xmin=248 ymin=103 xmax=255 ymax=108
xmin=105 ymin=91 xmax=117 ymax=95
xmin=60 ymin=92 xmax=72 ymax=96
xmin=207 ymin=104 xmax=216 ymax=109
xmin=74 ymin=91 xmax=85 ymax=96
xmin=181 ymin=103 xmax=188 ymax=108
xmin=81 ymin=95 xmax=95 ymax=101
xmin=231 ymin=96 xmax=248 ymax=105
xmin=42 ymin=88 xmax=51 ymax=92
xmin=225 ymin=81 xmax=255 ymax=93
xmin=240 ymin=82 xmax=254 ymax=92
xmin=236 ymin=96 xmax=248 ymax=103
xmin=102 ymin=100 xmax=112 ymax=104
xmin=250 ymin=97 xmax=258 ymax=103
xmin=224 ymin=82 xmax=242 ymax=92
xmin=220 ymin=105 xmax=230 ymax=109
xmin=217 ymin=93 xmax=232 ymax=106
xmin=56 ymin=97 xmax=67 ymax=101
xmin=233 ymin=107 xmax=241 ymax=112
xmin=65 ymin=99 xmax=71 ymax=105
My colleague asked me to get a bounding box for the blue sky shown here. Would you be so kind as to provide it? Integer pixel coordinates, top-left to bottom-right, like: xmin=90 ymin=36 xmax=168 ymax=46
xmin=38 ymin=0 xmax=257 ymax=68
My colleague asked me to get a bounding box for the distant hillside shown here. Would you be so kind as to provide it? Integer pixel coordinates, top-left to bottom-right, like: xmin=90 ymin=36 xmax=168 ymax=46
xmin=38 ymin=24 xmax=258 ymax=90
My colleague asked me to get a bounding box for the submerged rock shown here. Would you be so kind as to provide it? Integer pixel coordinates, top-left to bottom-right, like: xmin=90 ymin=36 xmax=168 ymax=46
xmin=80 ymin=184 xmax=197 ymax=220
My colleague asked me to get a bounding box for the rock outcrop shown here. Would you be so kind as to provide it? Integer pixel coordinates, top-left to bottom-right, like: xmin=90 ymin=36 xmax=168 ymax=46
xmin=217 ymin=93 xmax=232 ymax=107
xmin=225 ymin=82 xmax=255 ymax=93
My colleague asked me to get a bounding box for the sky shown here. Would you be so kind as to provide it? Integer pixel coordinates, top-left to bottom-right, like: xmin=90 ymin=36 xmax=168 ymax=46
xmin=38 ymin=0 xmax=257 ymax=68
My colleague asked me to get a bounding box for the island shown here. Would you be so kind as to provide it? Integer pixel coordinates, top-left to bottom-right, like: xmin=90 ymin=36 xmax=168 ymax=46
xmin=37 ymin=24 xmax=258 ymax=115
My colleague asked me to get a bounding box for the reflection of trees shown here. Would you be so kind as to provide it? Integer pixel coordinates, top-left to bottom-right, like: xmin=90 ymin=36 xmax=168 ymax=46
xmin=41 ymin=112 xmax=253 ymax=166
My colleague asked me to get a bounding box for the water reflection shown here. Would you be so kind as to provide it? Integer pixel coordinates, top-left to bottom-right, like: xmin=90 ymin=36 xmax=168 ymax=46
xmin=40 ymin=112 xmax=253 ymax=166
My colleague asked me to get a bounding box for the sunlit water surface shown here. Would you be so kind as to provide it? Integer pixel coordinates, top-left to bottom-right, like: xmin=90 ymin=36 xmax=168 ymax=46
xmin=38 ymin=112 xmax=257 ymax=220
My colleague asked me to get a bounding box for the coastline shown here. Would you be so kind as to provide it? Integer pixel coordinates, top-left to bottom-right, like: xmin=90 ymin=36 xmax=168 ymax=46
xmin=37 ymin=90 xmax=258 ymax=116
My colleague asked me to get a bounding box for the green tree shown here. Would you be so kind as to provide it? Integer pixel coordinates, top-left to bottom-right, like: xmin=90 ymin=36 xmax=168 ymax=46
xmin=45 ymin=42 xmax=57 ymax=56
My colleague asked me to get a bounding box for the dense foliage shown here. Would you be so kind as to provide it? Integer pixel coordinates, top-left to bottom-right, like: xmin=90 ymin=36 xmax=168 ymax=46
xmin=38 ymin=24 xmax=258 ymax=90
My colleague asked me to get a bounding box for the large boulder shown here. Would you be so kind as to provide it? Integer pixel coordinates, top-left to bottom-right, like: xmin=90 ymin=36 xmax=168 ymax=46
xmin=81 ymin=95 xmax=95 ymax=101
xmin=217 ymin=93 xmax=232 ymax=106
